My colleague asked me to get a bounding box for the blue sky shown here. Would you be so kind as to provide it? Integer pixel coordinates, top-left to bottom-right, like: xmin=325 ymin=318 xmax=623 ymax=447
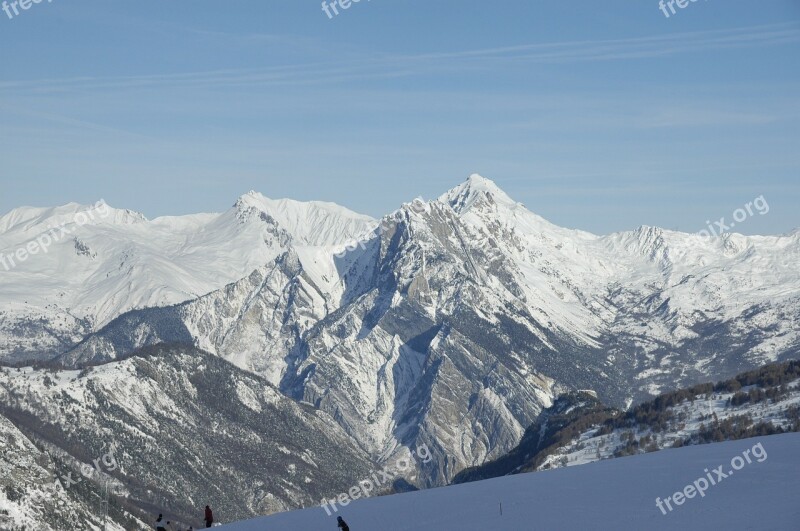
xmin=1 ymin=0 xmax=798 ymax=234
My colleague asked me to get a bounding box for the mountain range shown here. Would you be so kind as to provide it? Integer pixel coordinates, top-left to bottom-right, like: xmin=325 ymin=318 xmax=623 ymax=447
xmin=1 ymin=174 xmax=799 ymax=527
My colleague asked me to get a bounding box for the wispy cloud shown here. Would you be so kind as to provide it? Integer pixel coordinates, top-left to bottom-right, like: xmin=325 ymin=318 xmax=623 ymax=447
xmin=642 ymin=109 xmax=779 ymax=128
xmin=0 ymin=23 xmax=796 ymax=94
xmin=404 ymin=23 xmax=800 ymax=62
xmin=0 ymin=103 xmax=153 ymax=139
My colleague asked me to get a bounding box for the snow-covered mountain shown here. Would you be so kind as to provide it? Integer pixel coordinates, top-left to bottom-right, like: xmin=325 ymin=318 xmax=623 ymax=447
xmin=0 ymin=193 xmax=375 ymax=363
xmin=1 ymin=174 xmax=799 ymax=489
xmin=0 ymin=408 xmax=148 ymax=531
xmin=0 ymin=344 xmax=376 ymax=529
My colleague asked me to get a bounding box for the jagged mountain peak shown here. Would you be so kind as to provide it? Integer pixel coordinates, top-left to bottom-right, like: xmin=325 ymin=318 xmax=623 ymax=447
xmin=231 ymin=190 xmax=375 ymax=246
xmin=439 ymin=173 xmax=518 ymax=214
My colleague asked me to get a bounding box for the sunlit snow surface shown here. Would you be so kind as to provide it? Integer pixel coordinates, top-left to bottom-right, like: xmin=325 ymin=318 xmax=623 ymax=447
xmin=218 ymin=433 xmax=800 ymax=531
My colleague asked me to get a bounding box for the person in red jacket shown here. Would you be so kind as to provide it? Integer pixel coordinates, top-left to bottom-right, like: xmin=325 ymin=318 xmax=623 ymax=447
xmin=204 ymin=505 xmax=213 ymax=528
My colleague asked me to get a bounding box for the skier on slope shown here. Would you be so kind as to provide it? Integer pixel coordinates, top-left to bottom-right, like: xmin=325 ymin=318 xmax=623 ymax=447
xmin=337 ymin=515 xmax=350 ymax=531
xmin=155 ymin=514 xmax=168 ymax=531
xmin=204 ymin=505 xmax=214 ymax=528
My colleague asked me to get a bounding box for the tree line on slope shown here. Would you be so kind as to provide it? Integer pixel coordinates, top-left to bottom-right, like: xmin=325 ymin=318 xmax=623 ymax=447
xmin=453 ymin=359 xmax=800 ymax=483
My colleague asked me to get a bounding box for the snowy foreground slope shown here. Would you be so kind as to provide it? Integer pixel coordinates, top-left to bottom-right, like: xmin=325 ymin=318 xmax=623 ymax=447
xmin=218 ymin=433 xmax=800 ymax=531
